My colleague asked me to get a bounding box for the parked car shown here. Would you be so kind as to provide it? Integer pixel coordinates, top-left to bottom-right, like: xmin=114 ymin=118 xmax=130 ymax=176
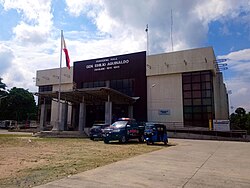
xmin=0 ymin=120 xmax=16 ymax=129
xmin=89 ymin=123 xmax=110 ymax=140
xmin=103 ymin=118 xmax=145 ymax=144
xmin=144 ymin=123 xmax=168 ymax=145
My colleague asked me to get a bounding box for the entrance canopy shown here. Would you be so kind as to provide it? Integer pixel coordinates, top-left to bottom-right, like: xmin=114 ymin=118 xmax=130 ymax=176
xmin=35 ymin=87 xmax=137 ymax=105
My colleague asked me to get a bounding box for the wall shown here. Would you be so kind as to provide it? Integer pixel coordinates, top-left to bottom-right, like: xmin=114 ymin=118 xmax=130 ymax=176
xmin=36 ymin=67 xmax=73 ymax=127
xmin=146 ymin=47 xmax=216 ymax=76
xmin=36 ymin=67 xmax=73 ymax=86
xmin=147 ymin=74 xmax=183 ymax=123
xmin=213 ymin=72 xmax=229 ymax=120
xmin=50 ymin=83 xmax=73 ymax=127
xmin=146 ymin=47 xmax=220 ymax=127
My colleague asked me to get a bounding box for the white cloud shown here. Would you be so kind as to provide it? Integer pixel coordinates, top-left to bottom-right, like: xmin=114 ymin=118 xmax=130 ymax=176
xmin=1 ymin=0 xmax=53 ymax=45
xmin=65 ymin=0 xmax=250 ymax=54
xmin=227 ymin=79 xmax=250 ymax=113
xmin=0 ymin=44 xmax=14 ymax=76
xmin=194 ymin=0 xmax=250 ymax=23
xmin=219 ymin=49 xmax=250 ymax=112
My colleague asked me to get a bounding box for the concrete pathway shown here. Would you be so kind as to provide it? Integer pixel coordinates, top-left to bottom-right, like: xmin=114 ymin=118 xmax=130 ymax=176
xmin=35 ymin=139 xmax=250 ymax=188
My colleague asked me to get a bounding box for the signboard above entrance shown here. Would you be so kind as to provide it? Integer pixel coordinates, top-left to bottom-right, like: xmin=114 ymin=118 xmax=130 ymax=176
xmin=85 ymin=58 xmax=130 ymax=72
xmin=73 ymin=51 xmax=146 ymax=83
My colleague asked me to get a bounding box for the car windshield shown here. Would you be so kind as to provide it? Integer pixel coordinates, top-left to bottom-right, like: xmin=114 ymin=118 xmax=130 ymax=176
xmin=92 ymin=126 xmax=101 ymax=129
xmin=111 ymin=121 xmax=128 ymax=128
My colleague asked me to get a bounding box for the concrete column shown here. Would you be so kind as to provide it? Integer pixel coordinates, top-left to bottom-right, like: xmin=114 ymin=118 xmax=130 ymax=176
xmin=106 ymin=80 xmax=110 ymax=88
xmin=39 ymin=103 xmax=46 ymax=131
xmin=52 ymin=102 xmax=61 ymax=131
xmin=105 ymin=95 xmax=112 ymax=125
xmin=67 ymin=103 xmax=72 ymax=129
xmin=78 ymin=97 xmax=86 ymax=133
xmin=128 ymin=105 xmax=133 ymax=118
xmin=61 ymin=102 xmax=68 ymax=131
xmin=71 ymin=104 xmax=77 ymax=130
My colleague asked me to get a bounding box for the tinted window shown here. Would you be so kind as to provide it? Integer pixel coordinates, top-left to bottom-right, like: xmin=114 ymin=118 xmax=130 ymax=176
xmin=182 ymin=71 xmax=214 ymax=128
xmin=111 ymin=121 xmax=127 ymax=128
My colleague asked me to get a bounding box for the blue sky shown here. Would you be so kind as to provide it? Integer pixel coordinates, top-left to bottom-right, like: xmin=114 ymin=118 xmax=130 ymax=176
xmin=0 ymin=0 xmax=250 ymax=112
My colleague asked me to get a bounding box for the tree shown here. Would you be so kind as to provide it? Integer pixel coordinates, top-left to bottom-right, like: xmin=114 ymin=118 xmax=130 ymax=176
xmin=230 ymin=107 xmax=250 ymax=134
xmin=0 ymin=78 xmax=8 ymax=114
xmin=0 ymin=78 xmax=7 ymax=97
xmin=235 ymin=107 xmax=246 ymax=116
xmin=0 ymin=87 xmax=37 ymax=121
xmin=0 ymin=77 xmax=7 ymax=91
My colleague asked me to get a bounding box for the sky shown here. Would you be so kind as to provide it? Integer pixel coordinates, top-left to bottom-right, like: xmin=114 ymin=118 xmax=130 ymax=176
xmin=0 ymin=0 xmax=250 ymax=113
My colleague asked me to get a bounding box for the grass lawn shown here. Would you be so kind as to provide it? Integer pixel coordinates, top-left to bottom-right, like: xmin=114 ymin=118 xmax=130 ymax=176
xmin=0 ymin=134 xmax=167 ymax=187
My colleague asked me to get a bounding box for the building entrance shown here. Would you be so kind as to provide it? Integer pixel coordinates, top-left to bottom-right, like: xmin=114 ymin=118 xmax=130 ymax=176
xmin=86 ymin=105 xmax=105 ymax=127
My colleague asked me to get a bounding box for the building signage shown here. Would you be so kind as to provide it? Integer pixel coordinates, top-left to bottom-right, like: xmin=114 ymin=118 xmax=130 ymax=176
xmin=73 ymin=51 xmax=146 ymax=86
xmin=213 ymin=120 xmax=230 ymax=132
xmin=158 ymin=109 xmax=171 ymax=115
xmin=85 ymin=57 xmax=130 ymax=72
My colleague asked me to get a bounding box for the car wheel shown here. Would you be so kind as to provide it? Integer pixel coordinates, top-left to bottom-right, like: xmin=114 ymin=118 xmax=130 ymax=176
xmin=138 ymin=135 xmax=144 ymax=143
xmin=164 ymin=141 xmax=167 ymax=145
xmin=119 ymin=135 xmax=127 ymax=143
xmin=90 ymin=137 xmax=94 ymax=140
xmin=104 ymin=138 xmax=109 ymax=144
xmin=146 ymin=141 xmax=150 ymax=145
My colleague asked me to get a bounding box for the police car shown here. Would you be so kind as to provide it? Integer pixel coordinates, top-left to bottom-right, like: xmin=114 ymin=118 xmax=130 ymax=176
xmin=103 ymin=118 xmax=145 ymax=144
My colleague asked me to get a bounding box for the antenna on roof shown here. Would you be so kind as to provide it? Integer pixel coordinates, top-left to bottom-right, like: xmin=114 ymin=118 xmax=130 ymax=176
xmin=171 ymin=9 xmax=174 ymax=52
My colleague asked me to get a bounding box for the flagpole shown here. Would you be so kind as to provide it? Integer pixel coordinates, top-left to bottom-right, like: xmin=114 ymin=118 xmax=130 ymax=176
xmin=55 ymin=30 xmax=63 ymax=131
xmin=146 ymin=24 xmax=149 ymax=56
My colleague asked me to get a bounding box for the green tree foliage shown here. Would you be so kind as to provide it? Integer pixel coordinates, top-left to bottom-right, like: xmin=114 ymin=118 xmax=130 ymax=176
xmin=235 ymin=107 xmax=246 ymax=116
xmin=0 ymin=78 xmax=7 ymax=97
xmin=0 ymin=87 xmax=37 ymax=121
xmin=0 ymin=77 xmax=7 ymax=90
xmin=230 ymin=107 xmax=250 ymax=134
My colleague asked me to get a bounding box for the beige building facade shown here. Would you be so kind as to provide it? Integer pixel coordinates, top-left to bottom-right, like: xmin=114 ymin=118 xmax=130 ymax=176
xmin=36 ymin=47 xmax=229 ymax=131
xmin=36 ymin=67 xmax=73 ymax=129
xmin=146 ymin=47 xmax=229 ymax=127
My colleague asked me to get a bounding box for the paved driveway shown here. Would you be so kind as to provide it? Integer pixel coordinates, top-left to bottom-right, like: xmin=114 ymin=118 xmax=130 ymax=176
xmin=35 ymin=139 xmax=250 ymax=188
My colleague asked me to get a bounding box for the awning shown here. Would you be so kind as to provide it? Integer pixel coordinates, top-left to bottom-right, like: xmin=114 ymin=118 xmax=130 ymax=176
xmin=34 ymin=87 xmax=137 ymax=105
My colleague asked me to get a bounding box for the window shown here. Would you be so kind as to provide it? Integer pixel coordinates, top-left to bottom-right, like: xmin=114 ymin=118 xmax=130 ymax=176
xmin=110 ymin=79 xmax=135 ymax=96
xmin=184 ymin=99 xmax=192 ymax=105
xmin=81 ymin=81 xmax=106 ymax=88
xmin=202 ymin=98 xmax=212 ymax=105
xmin=184 ymin=106 xmax=192 ymax=113
xmin=192 ymin=75 xmax=200 ymax=83
xmin=183 ymin=91 xmax=192 ymax=98
xmin=192 ymin=83 xmax=200 ymax=90
xmin=183 ymin=84 xmax=191 ymax=91
xmin=193 ymin=99 xmax=202 ymax=105
xmin=182 ymin=71 xmax=214 ymax=128
xmin=202 ymin=90 xmax=211 ymax=98
xmin=192 ymin=91 xmax=201 ymax=98
xmin=39 ymin=85 xmax=52 ymax=92
xmin=193 ymin=106 xmax=202 ymax=113
xmin=183 ymin=75 xmax=191 ymax=83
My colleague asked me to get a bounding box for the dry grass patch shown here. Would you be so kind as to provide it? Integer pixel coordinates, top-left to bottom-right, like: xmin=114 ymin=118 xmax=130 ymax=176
xmin=0 ymin=134 xmax=167 ymax=187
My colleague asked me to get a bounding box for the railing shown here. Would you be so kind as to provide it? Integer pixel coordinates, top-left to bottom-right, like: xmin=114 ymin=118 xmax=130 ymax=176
xmin=149 ymin=121 xmax=248 ymax=140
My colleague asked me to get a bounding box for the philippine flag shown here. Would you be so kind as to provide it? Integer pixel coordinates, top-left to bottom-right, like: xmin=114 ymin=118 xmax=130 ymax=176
xmin=62 ymin=32 xmax=70 ymax=69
